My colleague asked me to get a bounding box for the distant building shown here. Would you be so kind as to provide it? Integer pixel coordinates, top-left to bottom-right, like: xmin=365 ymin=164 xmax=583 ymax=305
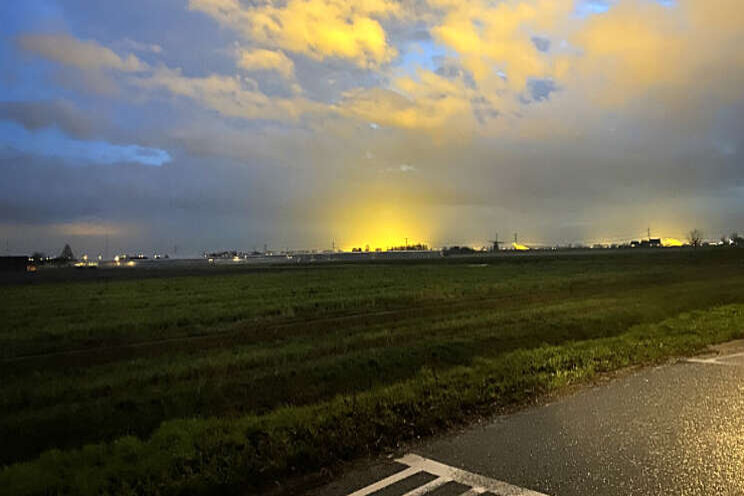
xmin=640 ymin=238 xmax=662 ymax=248
xmin=0 ymin=256 xmax=32 ymax=272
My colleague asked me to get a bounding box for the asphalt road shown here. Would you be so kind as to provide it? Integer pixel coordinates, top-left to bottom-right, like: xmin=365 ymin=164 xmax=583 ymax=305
xmin=310 ymin=341 xmax=744 ymax=496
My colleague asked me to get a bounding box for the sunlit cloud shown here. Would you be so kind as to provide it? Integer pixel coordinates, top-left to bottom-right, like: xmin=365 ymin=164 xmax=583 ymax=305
xmin=569 ymin=0 xmax=744 ymax=106
xmin=338 ymin=69 xmax=478 ymax=130
xmin=188 ymin=0 xmax=402 ymax=68
xmin=429 ymin=0 xmax=573 ymax=92
xmin=238 ymin=48 xmax=295 ymax=79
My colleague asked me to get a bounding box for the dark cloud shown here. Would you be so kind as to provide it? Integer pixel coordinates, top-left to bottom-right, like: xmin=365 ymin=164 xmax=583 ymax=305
xmin=531 ymin=36 xmax=551 ymax=53
xmin=0 ymin=100 xmax=99 ymax=138
xmin=526 ymin=78 xmax=558 ymax=102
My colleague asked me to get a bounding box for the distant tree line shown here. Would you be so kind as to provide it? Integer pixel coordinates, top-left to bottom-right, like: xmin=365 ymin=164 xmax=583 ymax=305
xmin=721 ymin=232 xmax=744 ymax=248
xmin=442 ymin=246 xmax=479 ymax=256
xmin=688 ymin=229 xmax=744 ymax=248
xmin=389 ymin=243 xmax=429 ymax=251
xmin=29 ymin=244 xmax=76 ymax=265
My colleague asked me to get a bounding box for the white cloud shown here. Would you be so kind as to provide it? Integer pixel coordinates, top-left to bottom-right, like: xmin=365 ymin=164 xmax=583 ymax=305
xmin=119 ymin=38 xmax=163 ymax=54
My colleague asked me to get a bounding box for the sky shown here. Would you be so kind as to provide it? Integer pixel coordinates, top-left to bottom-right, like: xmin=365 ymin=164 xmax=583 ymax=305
xmin=0 ymin=0 xmax=742 ymax=256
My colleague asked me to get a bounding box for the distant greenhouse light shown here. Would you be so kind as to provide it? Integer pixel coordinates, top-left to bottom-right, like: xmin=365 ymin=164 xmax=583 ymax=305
xmin=662 ymin=238 xmax=684 ymax=247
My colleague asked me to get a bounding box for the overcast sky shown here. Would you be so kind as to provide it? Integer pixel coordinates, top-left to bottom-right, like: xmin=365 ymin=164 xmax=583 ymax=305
xmin=1 ymin=0 xmax=742 ymax=256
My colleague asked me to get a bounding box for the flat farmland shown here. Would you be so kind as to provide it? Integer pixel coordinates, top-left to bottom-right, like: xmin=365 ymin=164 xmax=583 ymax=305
xmin=2 ymin=250 xmax=744 ymax=494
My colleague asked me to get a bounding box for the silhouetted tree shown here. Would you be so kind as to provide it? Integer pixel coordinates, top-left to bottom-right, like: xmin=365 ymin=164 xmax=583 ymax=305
xmin=59 ymin=244 xmax=75 ymax=261
xmin=688 ymin=229 xmax=703 ymax=248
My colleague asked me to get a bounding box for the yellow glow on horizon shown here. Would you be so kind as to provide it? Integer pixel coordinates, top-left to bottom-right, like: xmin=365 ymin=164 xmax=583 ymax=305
xmin=340 ymin=212 xmax=429 ymax=251
xmin=512 ymin=242 xmax=529 ymax=251
xmin=330 ymin=193 xmax=433 ymax=251
xmin=662 ymin=237 xmax=684 ymax=247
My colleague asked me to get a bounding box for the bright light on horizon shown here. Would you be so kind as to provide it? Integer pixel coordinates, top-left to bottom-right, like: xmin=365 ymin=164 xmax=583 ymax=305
xmin=662 ymin=238 xmax=685 ymax=247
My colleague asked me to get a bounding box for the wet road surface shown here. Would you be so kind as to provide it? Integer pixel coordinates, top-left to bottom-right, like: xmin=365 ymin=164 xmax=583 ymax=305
xmin=310 ymin=341 xmax=744 ymax=496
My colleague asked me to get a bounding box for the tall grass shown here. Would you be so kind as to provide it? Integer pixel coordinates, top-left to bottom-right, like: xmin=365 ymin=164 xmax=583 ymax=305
xmin=1 ymin=250 xmax=743 ymax=494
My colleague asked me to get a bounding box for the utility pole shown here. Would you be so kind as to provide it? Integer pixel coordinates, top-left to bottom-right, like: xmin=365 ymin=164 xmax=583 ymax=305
xmin=405 ymin=237 xmax=408 ymax=249
xmin=647 ymin=226 xmax=651 ymax=239
xmin=104 ymin=233 xmax=109 ymax=261
xmin=514 ymin=232 xmax=518 ymax=244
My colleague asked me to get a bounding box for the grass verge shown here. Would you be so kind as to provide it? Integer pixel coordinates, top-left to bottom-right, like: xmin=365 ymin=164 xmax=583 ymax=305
xmin=2 ymin=304 xmax=743 ymax=495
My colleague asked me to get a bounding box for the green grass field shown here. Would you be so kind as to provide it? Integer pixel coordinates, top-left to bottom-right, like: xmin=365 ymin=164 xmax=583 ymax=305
xmin=2 ymin=250 xmax=744 ymax=494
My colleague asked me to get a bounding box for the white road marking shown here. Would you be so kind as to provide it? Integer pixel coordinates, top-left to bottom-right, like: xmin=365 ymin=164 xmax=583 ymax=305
xmin=686 ymin=351 xmax=744 ymax=367
xmin=400 ymin=476 xmax=448 ymax=495
xmin=346 ymin=453 xmax=549 ymax=496
xmin=346 ymin=466 xmax=420 ymax=496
